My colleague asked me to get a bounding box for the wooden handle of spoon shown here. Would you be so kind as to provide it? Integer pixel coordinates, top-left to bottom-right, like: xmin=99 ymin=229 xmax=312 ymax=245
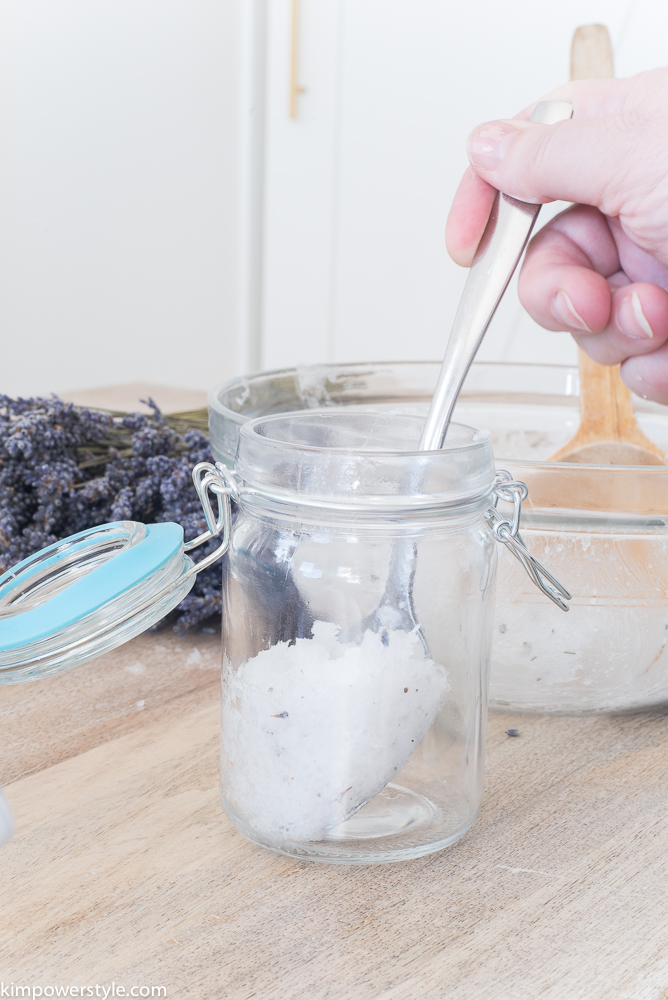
xmin=577 ymin=353 xmax=649 ymax=444
xmin=550 ymin=26 xmax=664 ymax=463
xmin=570 ymin=23 xmax=613 ymax=79
xmin=570 ymin=26 xmax=623 ymax=436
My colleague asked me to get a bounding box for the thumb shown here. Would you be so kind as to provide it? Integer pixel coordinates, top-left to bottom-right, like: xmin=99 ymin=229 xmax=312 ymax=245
xmin=467 ymin=111 xmax=633 ymax=215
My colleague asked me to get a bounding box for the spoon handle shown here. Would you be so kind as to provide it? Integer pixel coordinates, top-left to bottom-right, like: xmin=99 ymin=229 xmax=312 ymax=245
xmin=419 ymin=99 xmax=573 ymax=452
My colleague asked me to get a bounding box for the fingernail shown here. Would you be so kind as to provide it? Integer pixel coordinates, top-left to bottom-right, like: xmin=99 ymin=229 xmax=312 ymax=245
xmin=551 ymin=290 xmax=592 ymax=333
xmin=617 ymin=290 xmax=654 ymax=339
xmin=467 ymin=121 xmax=521 ymax=170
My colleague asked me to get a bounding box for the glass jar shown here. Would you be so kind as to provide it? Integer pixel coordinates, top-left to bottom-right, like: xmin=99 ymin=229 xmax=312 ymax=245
xmin=0 ymin=404 xmax=567 ymax=857
xmin=219 ymin=410 xmax=498 ymax=863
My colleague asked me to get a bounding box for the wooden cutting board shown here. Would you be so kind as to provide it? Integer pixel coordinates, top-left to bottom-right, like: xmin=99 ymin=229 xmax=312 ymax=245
xmin=2 ymin=624 xmax=668 ymax=999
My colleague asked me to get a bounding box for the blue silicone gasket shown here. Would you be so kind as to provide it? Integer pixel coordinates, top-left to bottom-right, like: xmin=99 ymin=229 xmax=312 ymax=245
xmin=0 ymin=522 xmax=184 ymax=652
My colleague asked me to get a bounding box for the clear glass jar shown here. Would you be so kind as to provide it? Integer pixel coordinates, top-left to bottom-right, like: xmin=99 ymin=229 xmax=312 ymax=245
xmin=0 ymin=399 xmax=566 ymax=854
xmin=220 ymin=411 xmax=498 ymax=863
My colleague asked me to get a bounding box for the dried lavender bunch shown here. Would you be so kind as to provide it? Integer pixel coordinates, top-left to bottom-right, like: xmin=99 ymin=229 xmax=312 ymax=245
xmin=0 ymin=394 xmax=220 ymax=632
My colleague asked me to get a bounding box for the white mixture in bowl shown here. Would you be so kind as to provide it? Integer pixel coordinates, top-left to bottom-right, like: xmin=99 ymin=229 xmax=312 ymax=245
xmin=456 ymin=398 xmax=668 ymax=714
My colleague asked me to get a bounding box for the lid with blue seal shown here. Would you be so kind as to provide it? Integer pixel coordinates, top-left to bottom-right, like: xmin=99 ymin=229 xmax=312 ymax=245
xmin=0 ymin=463 xmax=233 ymax=684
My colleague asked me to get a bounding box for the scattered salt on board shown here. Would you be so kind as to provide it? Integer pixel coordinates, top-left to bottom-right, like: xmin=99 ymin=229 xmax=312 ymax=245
xmin=0 ymin=785 xmax=14 ymax=847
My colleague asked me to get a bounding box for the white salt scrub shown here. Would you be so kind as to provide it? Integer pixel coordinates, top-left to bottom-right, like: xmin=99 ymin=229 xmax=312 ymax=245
xmin=222 ymin=621 xmax=449 ymax=843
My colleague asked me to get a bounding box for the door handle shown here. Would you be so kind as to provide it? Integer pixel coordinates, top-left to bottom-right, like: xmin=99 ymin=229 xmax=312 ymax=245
xmin=289 ymin=0 xmax=305 ymax=118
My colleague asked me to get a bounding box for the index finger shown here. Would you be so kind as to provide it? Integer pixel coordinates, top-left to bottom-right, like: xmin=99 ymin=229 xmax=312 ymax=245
xmin=445 ymin=168 xmax=497 ymax=267
xmin=446 ymin=76 xmax=637 ymax=266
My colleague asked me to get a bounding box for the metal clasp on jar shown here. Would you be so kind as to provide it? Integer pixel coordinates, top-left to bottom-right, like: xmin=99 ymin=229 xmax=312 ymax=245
xmin=178 ymin=462 xmax=239 ymax=577
xmin=486 ymin=471 xmax=571 ymax=612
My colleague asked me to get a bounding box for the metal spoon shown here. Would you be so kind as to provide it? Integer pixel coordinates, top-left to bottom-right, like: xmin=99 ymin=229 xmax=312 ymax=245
xmin=344 ymin=528 xmax=425 ymax=651
xmin=346 ymin=100 xmax=573 ymax=651
xmin=420 ymin=99 xmax=574 ymax=450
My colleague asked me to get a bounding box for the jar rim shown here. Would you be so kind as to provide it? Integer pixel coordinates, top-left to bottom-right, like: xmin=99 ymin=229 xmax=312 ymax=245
xmin=239 ymin=409 xmax=491 ymax=457
xmin=235 ymin=411 xmax=496 ymax=511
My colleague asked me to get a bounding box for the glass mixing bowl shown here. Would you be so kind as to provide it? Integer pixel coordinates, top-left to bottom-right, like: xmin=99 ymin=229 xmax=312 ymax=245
xmin=209 ymin=361 xmax=668 ymax=715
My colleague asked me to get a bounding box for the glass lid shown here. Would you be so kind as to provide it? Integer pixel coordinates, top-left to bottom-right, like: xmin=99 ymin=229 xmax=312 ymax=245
xmin=0 ymin=461 xmax=234 ymax=685
xmin=0 ymin=520 xmax=194 ymax=684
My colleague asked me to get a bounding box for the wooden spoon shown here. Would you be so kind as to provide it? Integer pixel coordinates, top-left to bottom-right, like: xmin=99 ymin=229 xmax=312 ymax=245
xmin=548 ymin=25 xmax=665 ymax=466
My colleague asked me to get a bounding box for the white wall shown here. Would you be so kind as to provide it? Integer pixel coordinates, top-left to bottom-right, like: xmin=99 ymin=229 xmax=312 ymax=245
xmin=258 ymin=0 xmax=668 ymax=373
xmin=0 ymin=0 xmax=241 ymax=397
xmin=5 ymin=1 xmax=668 ymax=400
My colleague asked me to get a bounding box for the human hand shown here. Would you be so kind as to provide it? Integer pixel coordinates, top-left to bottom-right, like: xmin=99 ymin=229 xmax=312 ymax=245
xmin=446 ymin=69 xmax=668 ymax=403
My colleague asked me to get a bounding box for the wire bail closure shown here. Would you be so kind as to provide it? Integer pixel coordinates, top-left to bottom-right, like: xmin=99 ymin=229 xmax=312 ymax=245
xmin=182 ymin=462 xmax=238 ymax=577
xmin=486 ymin=470 xmax=571 ymax=611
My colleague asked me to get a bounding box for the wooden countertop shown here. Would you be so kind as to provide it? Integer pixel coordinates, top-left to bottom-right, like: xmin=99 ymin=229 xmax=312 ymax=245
xmin=2 ymin=627 xmax=668 ymax=999
xmin=2 ymin=385 xmax=668 ymax=998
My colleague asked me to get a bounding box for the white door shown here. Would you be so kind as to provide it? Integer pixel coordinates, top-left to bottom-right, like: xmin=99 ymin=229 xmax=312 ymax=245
xmin=253 ymin=0 xmax=667 ymax=372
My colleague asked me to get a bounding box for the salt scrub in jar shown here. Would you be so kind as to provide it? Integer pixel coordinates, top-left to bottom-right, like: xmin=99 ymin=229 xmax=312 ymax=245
xmin=220 ymin=411 xmax=498 ymax=863
xmin=223 ymin=621 xmax=449 ymax=842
